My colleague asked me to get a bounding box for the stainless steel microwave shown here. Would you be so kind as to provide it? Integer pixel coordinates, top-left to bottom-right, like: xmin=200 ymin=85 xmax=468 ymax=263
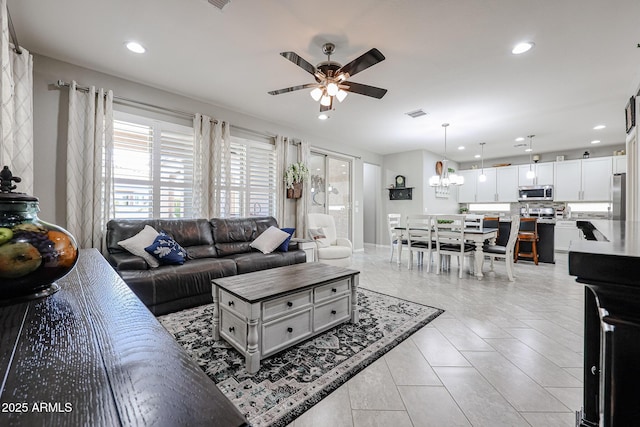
xmin=518 ymin=185 xmax=553 ymax=201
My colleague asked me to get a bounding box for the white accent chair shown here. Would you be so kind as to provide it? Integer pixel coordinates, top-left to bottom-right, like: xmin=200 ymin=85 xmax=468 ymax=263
xmin=406 ymin=215 xmax=434 ymax=271
xmin=434 ymin=214 xmax=475 ymax=278
xmin=307 ymin=213 xmax=352 ymax=267
xmin=482 ymin=215 xmax=520 ymax=281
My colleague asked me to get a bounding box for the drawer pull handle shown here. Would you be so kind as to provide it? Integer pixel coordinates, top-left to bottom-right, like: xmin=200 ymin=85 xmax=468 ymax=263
xmin=287 ymin=301 xmax=293 ymax=307
xmin=228 ymin=326 xmax=235 ymax=333
xmin=331 ymin=288 xmax=337 ymax=293
xmin=228 ymin=301 xmax=234 ymax=306
xmin=331 ymin=310 xmax=337 ymax=315
xmin=287 ymin=327 xmax=293 ymax=333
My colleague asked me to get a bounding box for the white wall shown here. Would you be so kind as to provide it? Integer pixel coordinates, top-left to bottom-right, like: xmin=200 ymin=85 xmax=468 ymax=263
xmin=31 ymin=53 xmax=383 ymax=250
xmin=379 ymin=149 xmax=460 ymax=245
xmin=363 ymin=163 xmax=380 ymax=244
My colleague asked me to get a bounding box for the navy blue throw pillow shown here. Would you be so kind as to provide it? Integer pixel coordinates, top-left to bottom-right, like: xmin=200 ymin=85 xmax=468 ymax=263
xmin=277 ymin=228 xmax=296 ymax=252
xmin=144 ymin=231 xmax=187 ymax=265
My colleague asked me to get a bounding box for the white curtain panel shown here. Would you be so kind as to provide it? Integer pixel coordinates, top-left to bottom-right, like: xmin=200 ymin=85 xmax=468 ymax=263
xmin=296 ymin=140 xmax=310 ymax=238
xmin=0 ymin=0 xmax=34 ymax=192
xmin=193 ymin=114 xmax=230 ymax=218
xmin=274 ymin=135 xmax=289 ymax=226
xmin=66 ymin=81 xmax=114 ymax=251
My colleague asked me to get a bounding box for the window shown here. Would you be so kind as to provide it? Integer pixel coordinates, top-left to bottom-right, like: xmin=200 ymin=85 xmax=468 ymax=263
xmin=113 ymin=112 xmax=194 ymax=219
xmin=223 ymin=136 xmax=277 ymax=217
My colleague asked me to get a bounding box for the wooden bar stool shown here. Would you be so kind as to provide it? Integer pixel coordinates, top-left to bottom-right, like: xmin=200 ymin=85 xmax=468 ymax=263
xmin=514 ymin=217 xmax=538 ymax=265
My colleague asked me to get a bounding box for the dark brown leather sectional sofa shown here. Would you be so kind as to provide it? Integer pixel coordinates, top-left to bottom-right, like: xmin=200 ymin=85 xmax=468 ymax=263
xmin=105 ymin=216 xmax=306 ymax=315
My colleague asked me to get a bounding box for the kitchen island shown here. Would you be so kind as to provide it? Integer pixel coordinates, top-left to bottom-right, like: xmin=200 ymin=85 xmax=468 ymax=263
xmin=496 ymin=218 xmax=555 ymax=263
xmin=569 ymin=220 xmax=640 ymax=426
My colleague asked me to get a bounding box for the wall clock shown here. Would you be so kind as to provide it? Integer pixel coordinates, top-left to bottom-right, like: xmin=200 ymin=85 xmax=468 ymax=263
xmin=395 ymin=175 xmax=406 ymax=188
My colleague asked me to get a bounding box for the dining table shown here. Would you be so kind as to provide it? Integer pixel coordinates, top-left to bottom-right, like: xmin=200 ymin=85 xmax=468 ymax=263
xmin=394 ymin=226 xmax=498 ymax=278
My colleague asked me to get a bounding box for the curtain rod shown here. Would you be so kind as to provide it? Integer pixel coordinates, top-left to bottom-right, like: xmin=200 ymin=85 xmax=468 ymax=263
xmin=55 ymin=80 xmax=278 ymax=139
xmin=7 ymin=8 xmax=22 ymax=55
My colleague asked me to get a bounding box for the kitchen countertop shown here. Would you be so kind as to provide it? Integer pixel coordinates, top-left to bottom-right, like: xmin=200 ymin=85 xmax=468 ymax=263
xmin=569 ymin=220 xmax=640 ymax=286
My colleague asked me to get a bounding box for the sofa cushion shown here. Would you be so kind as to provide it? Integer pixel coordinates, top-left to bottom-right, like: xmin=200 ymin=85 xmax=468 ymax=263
xmin=106 ymin=219 xmax=216 ymax=259
xmin=119 ymin=258 xmax=238 ymax=308
xmin=211 ymin=216 xmax=278 ymax=256
xmin=117 ymin=225 xmax=161 ymax=268
xmin=250 ymin=226 xmax=290 ymax=254
xmin=227 ymin=251 xmax=307 ymax=274
xmin=145 ymin=231 xmax=188 ymax=265
xmin=317 ymin=245 xmax=352 ymax=260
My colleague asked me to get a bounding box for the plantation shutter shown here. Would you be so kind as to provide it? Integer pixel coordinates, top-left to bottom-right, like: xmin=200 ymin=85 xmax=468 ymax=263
xmin=113 ymin=112 xmax=194 ymax=219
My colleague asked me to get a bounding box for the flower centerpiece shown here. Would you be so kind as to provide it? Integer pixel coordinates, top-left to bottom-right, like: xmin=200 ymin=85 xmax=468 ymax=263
xmin=284 ymin=162 xmax=309 ymax=199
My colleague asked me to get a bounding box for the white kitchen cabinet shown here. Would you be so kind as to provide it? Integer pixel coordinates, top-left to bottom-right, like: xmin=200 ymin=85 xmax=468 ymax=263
xmin=555 ymin=221 xmax=583 ymax=252
xmin=496 ymin=166 xmax=518 ymax=201
xmin=581 ymin=157 xmax=613 ymax=201
xmin=476 ymin=168 xmax=497 ymax=202
xmin=613 ymin=155 xmax=627 ymax=174
xmin=457 ymin=169 xmax=478 ymax=203
xmin=554 ymin=160 xmax=582 ymax=201
xmin=518 ymin=162 xmax=554 ymax=187
xmin=554 ymin=157 xmax=612 ymax=201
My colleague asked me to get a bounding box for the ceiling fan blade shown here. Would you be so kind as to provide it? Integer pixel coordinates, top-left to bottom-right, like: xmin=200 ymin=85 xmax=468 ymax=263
xmin=280 ymin=52 xmax=318 ymax=76
xmin=337 ymin=48 xmax=385 ymax=78
xmin=343 ymin=81 xmax=388 ymax=99
xmin=268 ymin=83 xmax=318 ymax=96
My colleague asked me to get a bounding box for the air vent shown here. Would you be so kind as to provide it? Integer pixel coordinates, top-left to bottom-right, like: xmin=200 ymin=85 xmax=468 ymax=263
xmin=208 ymin=0 xmax=231 ymax=10
xmin=405 ymin=109 xmax=428 ymax=118
xmin=513 ymin=143 xmax=528 ymax=148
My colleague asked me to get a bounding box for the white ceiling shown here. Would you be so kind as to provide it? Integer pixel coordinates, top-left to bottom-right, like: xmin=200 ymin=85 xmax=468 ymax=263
xmin=9 ymin=0 xmax=640 ymax=162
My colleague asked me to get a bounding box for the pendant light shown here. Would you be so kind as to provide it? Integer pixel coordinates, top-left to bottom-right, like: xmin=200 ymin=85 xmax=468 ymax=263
xmin=478 ymin=142 xmax=487 ymax=182
xmin=526 ymin=135 xmax=536 ymax=179
xmin=429 ymin=123 xmax=464 ymax=187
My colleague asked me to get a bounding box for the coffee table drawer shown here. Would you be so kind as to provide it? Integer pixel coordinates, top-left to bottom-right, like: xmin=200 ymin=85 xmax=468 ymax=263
xmin=263 ymin=290 xmax=312 ymax=321
xmin=262 ymin=309 xmax=312 ymax=356
xmin=314 ymin=295 xmax=350 ymax=331
xmin=219 ymin=290 xmax=250 ymax=318
xmin=314 ymin=278 xmax=350 ymax=303
xmin=220 ymin=309 xmax=247 ymax=350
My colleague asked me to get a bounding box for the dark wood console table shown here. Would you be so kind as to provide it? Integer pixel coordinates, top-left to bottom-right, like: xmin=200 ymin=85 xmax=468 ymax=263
xmin=569 ymin=221 xmax=640 ymax=427
xmin=0 ymin=249 xmax=246 ymax=426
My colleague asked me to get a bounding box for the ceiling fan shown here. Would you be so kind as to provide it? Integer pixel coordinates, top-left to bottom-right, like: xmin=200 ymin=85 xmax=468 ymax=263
xmin=268 ymin=43 xmax=388 ymax=113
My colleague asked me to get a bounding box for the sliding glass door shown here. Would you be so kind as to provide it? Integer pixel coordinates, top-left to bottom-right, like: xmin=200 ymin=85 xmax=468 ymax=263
xmin=309 ymin=151 xmax=352 ymax=240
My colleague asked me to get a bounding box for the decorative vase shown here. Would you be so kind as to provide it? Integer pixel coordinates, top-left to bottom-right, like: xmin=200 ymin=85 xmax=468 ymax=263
xmin=0 ymin=166 xmax=79 ymax=304
xmin=287 ymin=182 xmax=303 ymax=199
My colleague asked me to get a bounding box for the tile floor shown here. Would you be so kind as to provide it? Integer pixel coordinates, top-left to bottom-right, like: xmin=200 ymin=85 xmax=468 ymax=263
xmin=288 ymin=245 xmax=583 ymax=427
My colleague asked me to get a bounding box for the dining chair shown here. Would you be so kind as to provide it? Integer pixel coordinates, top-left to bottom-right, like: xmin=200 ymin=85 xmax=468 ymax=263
xmin=482 ymin=216 xmax=500 ymax=239
xmin=406 ymin=215 xmax=434 ymax=271
xmin=482 ymin=215 xmax=520 ymax=281
xmin=514 ymin=217 xmax=539 ymax=265
xmin=406 ymin=215 xmax=434 ymax=272
xmin=434 ymin=214 xmax=475 ymax=278
xmin=387 ymin=213 xmax=406 ymax=263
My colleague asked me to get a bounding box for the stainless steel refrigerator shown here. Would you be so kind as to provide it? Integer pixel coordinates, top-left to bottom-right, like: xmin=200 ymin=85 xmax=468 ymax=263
xmin=613 ymin=173 xmax=626 ymax=220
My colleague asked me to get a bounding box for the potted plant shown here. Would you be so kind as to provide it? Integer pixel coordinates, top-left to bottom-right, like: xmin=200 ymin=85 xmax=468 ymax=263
xmin=284 ymin=162 xmax=309 ymax=199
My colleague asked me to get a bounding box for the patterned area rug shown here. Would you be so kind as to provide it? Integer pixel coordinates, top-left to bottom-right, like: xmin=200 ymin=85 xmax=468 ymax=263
xmin=158 ymin=288 xmax=443 ymax=427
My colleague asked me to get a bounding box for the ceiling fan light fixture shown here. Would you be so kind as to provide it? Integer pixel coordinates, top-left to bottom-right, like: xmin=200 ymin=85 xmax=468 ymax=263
xmin=320 ymin=94 xmax=332 ymax=106
xmin=310 ymin=87 xmax=323 ymax=101
xmin=336 ymin=89 xmax=348 ymax=102
xmin=326 ymin=82 xmax=339 ymax=96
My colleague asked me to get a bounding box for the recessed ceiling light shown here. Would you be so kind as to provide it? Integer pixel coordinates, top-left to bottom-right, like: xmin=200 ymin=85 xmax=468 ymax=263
xmin=474 ymin=154 xmax=481 ymax=159
xmin=525 ymin=148 xmax=532 ymax=152
xmin=512 ymin=42 xmax=535 ymax=55
xmin=458 ymin=146 xmax=465 ymax=150
xmin=318 ymin=113 xmax=329 ymax=120
xmin=591 ymin=140 xmax=601 ymax=144
xmin=515 ymin=137 xmax=525 ymax=142
xmin=126 ymin=41 xmax=146 ymax=54
xmin=593 ymin=125 xmax=606 ymax=130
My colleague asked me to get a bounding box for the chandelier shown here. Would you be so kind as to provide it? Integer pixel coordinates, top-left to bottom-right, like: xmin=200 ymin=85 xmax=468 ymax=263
xmin=429 ymin=123 xmax=464 ymax=187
